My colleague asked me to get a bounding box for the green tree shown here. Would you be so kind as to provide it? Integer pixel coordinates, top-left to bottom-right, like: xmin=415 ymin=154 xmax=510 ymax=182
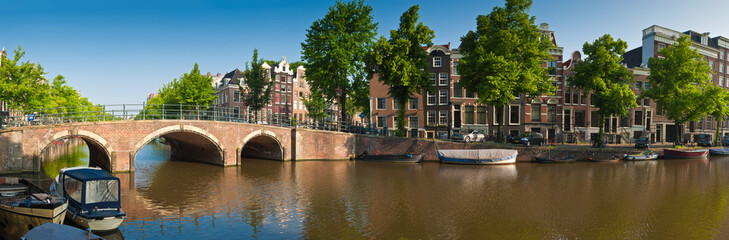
xmin=708 ymin=87 xmax=729 ymax=146
xmin=367 ymin=5 xmax=434 ymax=137
xmin=243 ymin=49 xmax=273 ymax=121
xmin=301 ymin=0 xmax=378 ymax=124
xmin=162 ymin=63 xmax=217 ymax=107
xmin=643 ymin=35 xmax=714 ymax=144
xmin=302 ymin=88 xmax=328 ymax=124
xmin=0 ymin=46 xmax=51 ymax=110
xmin=568 ymin=34 xmax=636 ymax=147
xmin=457 ymin=0 xmax=556 ymax=141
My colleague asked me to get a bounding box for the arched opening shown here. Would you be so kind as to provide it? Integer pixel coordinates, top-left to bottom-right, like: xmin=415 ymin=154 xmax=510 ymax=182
xmin=241 ymin=135 xmax=283 ymax=161
xmin=134 ymin=130 xmax=224 ymax=166
xmin=40 ymin=135 xmax=112 ymax=176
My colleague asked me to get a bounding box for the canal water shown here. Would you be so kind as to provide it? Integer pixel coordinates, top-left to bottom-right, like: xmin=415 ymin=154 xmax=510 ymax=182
xmin=25 ymin=140 xmax=729 ymax=239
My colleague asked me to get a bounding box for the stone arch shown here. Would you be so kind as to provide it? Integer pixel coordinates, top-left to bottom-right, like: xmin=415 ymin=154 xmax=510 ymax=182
xmin=132 ymin=125 xmax=225 ymax=166
xmin=239 ymin=130 xmax=284 ymax=161
xmin=38 ymin=129 xmax=114 ymax=172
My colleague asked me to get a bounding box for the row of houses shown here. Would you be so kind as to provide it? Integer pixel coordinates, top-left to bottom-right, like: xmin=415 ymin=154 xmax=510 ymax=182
xmin=370 ymin=24 xmax=729 ymax=144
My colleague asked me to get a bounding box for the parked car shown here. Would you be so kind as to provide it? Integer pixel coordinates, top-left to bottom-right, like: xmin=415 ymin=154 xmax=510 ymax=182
xmin=697 ymin=134 xmax=712 ymax=147
xmin=723 ymin=137 xmax=729 ymax=146
xmin=634 ymin=137 xmax=650 ymax=148
xmin=512 ymin=132 xmax=545 ymax=146
xmin=452 ymin=130 xmax=486 ymax=143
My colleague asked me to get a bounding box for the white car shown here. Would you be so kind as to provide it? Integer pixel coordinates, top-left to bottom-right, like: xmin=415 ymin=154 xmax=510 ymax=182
xmin=452 ymin=130 xmax=486 ymax=143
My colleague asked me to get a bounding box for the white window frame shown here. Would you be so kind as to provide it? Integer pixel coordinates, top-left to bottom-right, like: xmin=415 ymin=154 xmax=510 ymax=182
xmin=439 ymin=110 xmax=448 ymax=125
xmin=376 ymin=97 xmax=386 ymax=110
xmin=430 ymin=73 xmax=437 ymax=86
xmin=452 ymin=61 xmax=459 ymax=75
xmin=409 ymin=98 xmax=419 ymax=110
xmin=409 ymin=116 xmax=419 ymax=129
xmin=439 ymin=73 xmax=448 ymax=86
xmin=438 ymin=90 xmax=448 ymax=105
xmin=427 ymin=111 xmax=436 ymax=125
xmin=427 ymin=92 xmax=436 ymax=106
xmin=509 ymin=105 xmax=520 ymax=125
xmin=377 ymin=115 xmax=386 ymax=128
xmin=433 ymin=57 xmax=442 ymax=67
xmin=392 ymin=99 xmax=399 ymax=110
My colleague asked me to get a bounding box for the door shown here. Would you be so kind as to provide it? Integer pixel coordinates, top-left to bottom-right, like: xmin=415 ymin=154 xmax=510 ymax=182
xmin=454 ymin=108 xmax=462 ymax=128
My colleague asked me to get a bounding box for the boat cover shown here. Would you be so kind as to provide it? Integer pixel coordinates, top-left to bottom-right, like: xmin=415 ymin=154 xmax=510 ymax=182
xmin=437 ymin=149 xmax=518 ymax=161
xmin=23 ymin=223 xmax=102 ymax=240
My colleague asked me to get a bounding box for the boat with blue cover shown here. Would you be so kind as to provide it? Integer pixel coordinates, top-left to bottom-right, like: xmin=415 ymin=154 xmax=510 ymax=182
xmin=437 ymin=149 xmax=518 ymax=165
xmin=709 ymin=148 xmax=729 ymax=155
xmin=623 ymin=151 xmax=659 ymax=161
xmin=51 ymin=167 xmax=126 ymax=231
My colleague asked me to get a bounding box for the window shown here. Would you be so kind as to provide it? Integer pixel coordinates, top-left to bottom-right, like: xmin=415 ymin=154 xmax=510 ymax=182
xmin=620 ymin=115 xmax=629 ymax=127
xmin=427 ymin=111 xmax=436 ymax=125
xmin=656 ymin=103 xmax=663 ymax=116
xmin=509 ymin=105 xmax=520 ymax=124
xmin=275 ymin=93 xmax=280 ymax=104
xmin=590 ymin=94 xmax=596 ymax=106
xmin=575 ymin=110 xmax=586 ymax=127
xmin=433 ymin=57 xmax=442 ymax=67
xmin=565 ymin=90 xmax=571 ymax=104
xmin=439 ymin=73 xmax=448 ymax=86
xmin=721 ymin=77 xmax=725 ymax=87
xmin=409 ymin=116 xmax=418 ymax=129
xmin=234 ymin=107 xmax=240 ymax=118
xmin=634 ymin=111 xmax=643 ymax=125
xmin=643 ymin=98 xmax=650 ymax=106
xmin=439 ymin=90 xmax=448 ymax=105
xmin=376 ymin=98 xmax=386 ymax=110
xmin=710 ymin=60 xmax=715 ymax=71
xmin=377 ymin=116 xmax=386 ymax=128
xmin=477 ymin=106 xmax=486 ymax=124
xmin=531 ymin=104 xmax=541 ymax=122
xmin=465 ymin=106 xmax=474 ymax=124
xmin=430 ymin=73 xmax=437 ymax=86
xmin=439 ymin=110 xmax=448 ymax=125
xmin=453 ymin=61 xmax=459 ymax=75
xmin=721 ymin=63 xmax=725 ymax=73
xmin=635 ymin=81 xmax=641 ymax=89
xmin=409 ymin=98 xmax=419 ymax=110
xmin=466 ymin=88 xmax=476 ymax=98
xmin=427 ymin=92 xmax=436 ymax=105
xmin=591 ymin=111 xmax=600 ymax=127
xmin=581 ymin=92 xmax=587 ymax=105
xmin=393 ymin=99 xmax=400 ymax=110
xmin=294 ymin=100 xmax=298 ymax=110
xmin=548 ymin=104 xmax=556 ymax=123
xmin=708 ymin=116 xmax=713 ymax=130
xmin=644 ymin=82 xmax=649 ymax=89
xmin=453 ymin=82 xmax=463 ymax=98
xmin=573 ymin=91 xmax=579 ymax=105
xmin=234 ymin=90 xmax=240 ymax=102
xmin=698 ymin=118 xmax=704 ymax=130
xmin=722 ymin=51 xmax=726 ymax=60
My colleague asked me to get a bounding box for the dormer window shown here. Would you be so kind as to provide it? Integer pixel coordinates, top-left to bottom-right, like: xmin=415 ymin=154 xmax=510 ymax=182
xmin=433 ymin=57 xmax=442 ymax=67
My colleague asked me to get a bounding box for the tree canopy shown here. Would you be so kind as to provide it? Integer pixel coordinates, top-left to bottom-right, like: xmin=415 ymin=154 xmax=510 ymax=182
xmin=301 ymin=0 xmax=378 ymax=123
xmin=457 ymin=0 xmax=555 ymax=140
xmin=159 ymin=63 xmax=217 ymax=108
xmin=367 ymin=5 xmax=434 ymax=136
xmin=243 ymin=49 xmax=273 ymax=116
xmin=0 ymin=46 xmax=51 ymax=110
xmin=568 ymin=34 xmax=636 ymax=146
xmin=643 ymin=35 xmax=715 ymax=144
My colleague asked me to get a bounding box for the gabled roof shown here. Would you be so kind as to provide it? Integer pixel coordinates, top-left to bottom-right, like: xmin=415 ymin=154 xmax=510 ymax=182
xmin=622 ymin=47 xmax=643 ymax=68
xmin=222 ymin=68 xmax=244 ymax=85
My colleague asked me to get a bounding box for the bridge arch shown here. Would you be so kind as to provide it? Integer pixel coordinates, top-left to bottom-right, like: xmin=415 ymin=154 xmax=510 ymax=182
xmin=239 ymin=130 xmax=284 ymax=161
xmin=39 ymin=130 xmax=114 ymax=172
xmin=133 ymin=125 xmax=225 ymax=166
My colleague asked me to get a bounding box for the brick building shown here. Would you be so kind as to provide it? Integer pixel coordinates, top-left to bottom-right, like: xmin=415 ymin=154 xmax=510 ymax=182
xmin=211 ymin=69 xmax=245 ymax=119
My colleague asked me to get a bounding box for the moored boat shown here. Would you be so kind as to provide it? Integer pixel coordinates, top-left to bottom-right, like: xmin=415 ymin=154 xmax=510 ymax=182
xmin=709 ymin=148 xmax=729 ymax=156
xmin=51 ymin=167 xmax=126 ymax=231
xmin=358 ymin=152 xmax=423 ymax=163
xmin=587 ymin=154 xmax=620 ymax=162
xmin=437 ymin=149 xmax=517 ymax=165
xmin=0 ymin=177 xmax=68 ymax=240
xmin=663 ymin=148 xmax=709 ymax=159
xmin=23 ymin=223 xmax=103 ymax=240
xmin=534 ymin=154 xmax=576 ymax=163
xmin=623 ymin=151 xmax=659 ymax=161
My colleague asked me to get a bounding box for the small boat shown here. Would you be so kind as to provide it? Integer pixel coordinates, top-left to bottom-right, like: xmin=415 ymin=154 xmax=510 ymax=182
xmin=587 ymin=154 xmax=620 ymax=162
xmin=437 ymin=149 xmax=517 ymax=165
xmin=534 ymin=154 xmax=576 ymax=163
xmin=0 ymin=177 xmax=68 ymax=240
xmin=709 ymin=148 xmax=729 ymax=155
xmin=51 ymin=167 xmax=126 ymax=231
xmin=23 ymin=223 xmax=103 ymax=240
xmin=663 ymin=148 xmax=709 ymax=159
xmin=623 ymin=151 xmax=659 ymax=161
xmin=358 ymin=152 xmax=423 ymax=163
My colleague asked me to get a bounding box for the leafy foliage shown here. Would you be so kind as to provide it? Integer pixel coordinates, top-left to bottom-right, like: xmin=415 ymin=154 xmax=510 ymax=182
xmin=568 ymin=34 xmax=636 ymax=146
xmin=140 ymin=63 xmax=217 ymax=119
xmin=0 ymin=46 xmax=51 ymax=110
xmin=302 ymin=88 xmax=328 ymax=121
xmin=643 ymin=35 xmax=715 ymax=143
xmin=367 ymin=5 xmax=434 ymax=137
xmin=244 ymin=49 xmax=273 ymax=115
xmin=457 ymin=0 xmax=555 ymax=140
xmin=301 ymin=0 xmax=378 ymax=123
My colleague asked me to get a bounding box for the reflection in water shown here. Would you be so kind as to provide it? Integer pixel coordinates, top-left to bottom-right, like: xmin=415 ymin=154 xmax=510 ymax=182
xmin=41 ymin=137 xmax=89 ymax=180
xmin=29 ymin=140 xmax=729 ymax=239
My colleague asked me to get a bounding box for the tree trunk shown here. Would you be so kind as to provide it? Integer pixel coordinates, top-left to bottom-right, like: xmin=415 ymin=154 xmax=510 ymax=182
xmin=339 ymin=93 xmax=347 ymax=125
xmin=676 ymin=123 xmax=683 ymax=145
xmin=396 ymin=97 xmax=408 ymax=137
xmin=596 ymin=116 xmax=605 ymax=148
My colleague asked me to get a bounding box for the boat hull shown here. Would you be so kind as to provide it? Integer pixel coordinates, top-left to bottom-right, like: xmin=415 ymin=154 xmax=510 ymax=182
xmin=663 ymin=149 xmax=709 ymax=159
xmin=709 ymin=148 xmax=729 ymax=155
xmin=361 ymin=154 xmax=423 ymax=163
xmin=0 ymin=201 xmax=68 ymax=240
xmin=439 ymin=155 xmax=516 ymax=165
xmin=68 ymin=213 xmax=125 ymax=232
xmin=624 ymin=153 xmax=659 ymax=161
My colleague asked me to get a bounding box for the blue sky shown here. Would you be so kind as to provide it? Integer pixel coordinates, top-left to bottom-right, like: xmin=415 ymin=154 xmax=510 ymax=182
xmin=2 ymin=0 xmax=729 ymax=105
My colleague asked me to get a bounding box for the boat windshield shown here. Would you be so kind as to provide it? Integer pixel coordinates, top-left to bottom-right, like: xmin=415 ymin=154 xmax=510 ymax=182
xmin=64 ymin=175 xmax=83 ymax=203
xmin=85 ymin=179 xmax=119 ymax=204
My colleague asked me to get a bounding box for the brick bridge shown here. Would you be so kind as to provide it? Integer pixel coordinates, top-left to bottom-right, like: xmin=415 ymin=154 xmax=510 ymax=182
xmin=0 ymin=120 xmax=363 ymax=172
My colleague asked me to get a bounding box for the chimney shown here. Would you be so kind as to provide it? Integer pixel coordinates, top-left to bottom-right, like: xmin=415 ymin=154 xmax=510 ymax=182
xmin=539 ymin=23 xmax=549 ymax=31
xmin=207 ymin=72 xmax=211 ymax=76
xmin=217 ymin=73 xmax=222 ymax=77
